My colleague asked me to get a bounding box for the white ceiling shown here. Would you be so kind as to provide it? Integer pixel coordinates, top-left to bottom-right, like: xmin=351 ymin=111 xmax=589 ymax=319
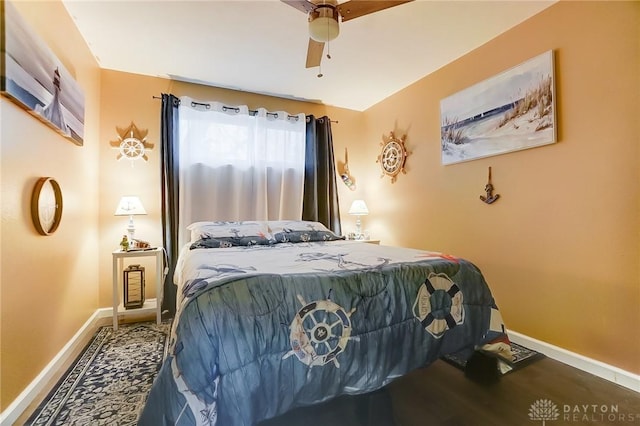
xmin=61 ymin=0 xmax=556 ymax=112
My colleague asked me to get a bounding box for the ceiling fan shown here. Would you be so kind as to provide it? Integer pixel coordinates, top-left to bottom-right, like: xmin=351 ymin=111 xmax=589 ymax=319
xmin=282 ymin=0 xmax=413 ymax=70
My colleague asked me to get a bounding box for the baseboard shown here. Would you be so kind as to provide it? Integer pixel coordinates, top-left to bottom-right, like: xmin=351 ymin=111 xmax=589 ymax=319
xmin=508 ymin=329 xmax=640 ymax=393
xmin=0 ymin=308 xmax=112 ymax=426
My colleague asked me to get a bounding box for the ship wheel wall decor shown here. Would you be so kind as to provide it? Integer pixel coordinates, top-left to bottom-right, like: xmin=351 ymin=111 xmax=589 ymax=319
xmin=377 ymin=131 xmax=410 ymax=183
xmin=109 ymin=122 xmax=154 ymax=163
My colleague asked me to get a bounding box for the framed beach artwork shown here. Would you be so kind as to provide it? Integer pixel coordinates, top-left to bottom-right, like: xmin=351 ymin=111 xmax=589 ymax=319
xmin=1 ymin=0 xmax=85 ymax=145
xmin=440 ymin=50 xmax=556 ymax=165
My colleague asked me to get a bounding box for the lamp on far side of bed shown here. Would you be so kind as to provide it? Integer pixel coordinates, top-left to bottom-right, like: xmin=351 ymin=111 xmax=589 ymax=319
xmin=349 ymin=199 xmax=369 ymax=240
xmin=115 ymin=196 xmax=147 ymax=244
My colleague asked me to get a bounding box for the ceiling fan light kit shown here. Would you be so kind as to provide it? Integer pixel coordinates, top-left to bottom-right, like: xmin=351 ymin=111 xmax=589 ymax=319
xmin=308 ymin=5 xmax=340 ymax=42
xmin=283 ymin=0 xmax=414 ymax=70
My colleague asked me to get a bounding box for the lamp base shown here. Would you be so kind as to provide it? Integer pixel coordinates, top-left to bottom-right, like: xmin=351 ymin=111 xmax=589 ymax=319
xmin=353 ymin=217 xmax=369 ymax=240
xmin=126 ymin=215 xmax=136 ymax=247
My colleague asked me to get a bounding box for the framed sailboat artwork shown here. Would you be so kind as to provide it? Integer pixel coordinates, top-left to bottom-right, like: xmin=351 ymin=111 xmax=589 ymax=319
xmin=1 ymin=0 xmax=85 ymax=145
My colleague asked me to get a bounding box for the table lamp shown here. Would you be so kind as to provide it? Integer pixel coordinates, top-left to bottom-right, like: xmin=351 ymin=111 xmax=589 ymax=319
xmin=115 ymin=196 xmax=147 ymax=244
xmin=348 ymin=199 xmax=369 ymax=240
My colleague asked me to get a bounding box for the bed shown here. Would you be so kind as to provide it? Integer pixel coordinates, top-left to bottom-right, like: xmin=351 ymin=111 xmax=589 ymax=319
xmin=138 ymin=220 xmax=512 ymax=425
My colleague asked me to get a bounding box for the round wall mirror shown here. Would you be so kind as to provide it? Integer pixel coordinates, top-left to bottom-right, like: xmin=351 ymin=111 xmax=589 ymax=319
xmin=31 ymin=177 xmax=63 ymax=235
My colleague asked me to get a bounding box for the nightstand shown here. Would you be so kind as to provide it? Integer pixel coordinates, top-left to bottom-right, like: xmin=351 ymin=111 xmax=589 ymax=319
xmin=112 ymin=248 xmax=163 ymax=330
xmin=345 ymin=238 xmax=380 ymax=245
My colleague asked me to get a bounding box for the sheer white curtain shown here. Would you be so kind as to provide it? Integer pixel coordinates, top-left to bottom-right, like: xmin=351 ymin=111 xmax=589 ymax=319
xmin=178 ymin=96 xmax=306 ymax=244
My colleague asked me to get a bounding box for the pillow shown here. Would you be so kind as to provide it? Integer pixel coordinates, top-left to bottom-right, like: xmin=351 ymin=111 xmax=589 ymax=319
xmin=267 ymin=220 xmax=343 ymax=243
xmin=187 ymin=221 xmax=271 ymax=243
xmin=189 ymin=235 xmax=271 ymax=250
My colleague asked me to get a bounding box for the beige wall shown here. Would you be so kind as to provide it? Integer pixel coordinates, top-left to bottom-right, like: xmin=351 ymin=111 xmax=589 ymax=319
xmin=0 ymin=1 xmax=101 ymax=409
xmin=357 ymin=1 xmax=639 ymax=374
xmin=2 ymin=0 xmax=638 ymax=414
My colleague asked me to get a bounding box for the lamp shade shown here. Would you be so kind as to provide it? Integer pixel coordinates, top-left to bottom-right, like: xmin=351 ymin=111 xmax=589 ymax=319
xmin=348 ymin=200 xmax=369 ymax=216
xmin=114 ymin=196 xmax=147 ymax=216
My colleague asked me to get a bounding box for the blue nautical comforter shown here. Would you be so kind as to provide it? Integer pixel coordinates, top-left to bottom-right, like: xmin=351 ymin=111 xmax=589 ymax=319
xmin=139 ymin=240 xmax=510 ymax=425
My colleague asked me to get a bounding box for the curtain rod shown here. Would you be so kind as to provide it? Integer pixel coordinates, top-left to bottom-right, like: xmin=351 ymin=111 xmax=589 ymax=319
xmin=153 ymin=95 xmax=338 ymax=123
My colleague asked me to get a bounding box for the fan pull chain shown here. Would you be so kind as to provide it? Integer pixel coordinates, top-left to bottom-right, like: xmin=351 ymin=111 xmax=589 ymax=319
xmin=326 ymin=19 xmax=332 ymax=60
xmin=318 ymin=43 xmax=329 ymax=78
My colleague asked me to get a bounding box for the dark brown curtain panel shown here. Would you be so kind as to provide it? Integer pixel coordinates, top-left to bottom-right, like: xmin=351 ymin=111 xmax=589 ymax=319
xmin=160 ymin=93 xmax=180 ymax=317
xmin=302 ymin=116 xmax=342 ymax=235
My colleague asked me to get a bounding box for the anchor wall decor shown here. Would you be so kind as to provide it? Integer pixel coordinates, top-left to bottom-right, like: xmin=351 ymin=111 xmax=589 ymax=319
xmin=480 ymin=167 xmax=500 ymax=204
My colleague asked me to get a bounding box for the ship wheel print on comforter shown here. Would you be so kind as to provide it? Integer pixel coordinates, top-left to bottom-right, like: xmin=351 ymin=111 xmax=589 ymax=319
xmin=283 ymin=294 xmax=356 ymax=368
xmin=413 ymin=272 xmax=465 ymax=338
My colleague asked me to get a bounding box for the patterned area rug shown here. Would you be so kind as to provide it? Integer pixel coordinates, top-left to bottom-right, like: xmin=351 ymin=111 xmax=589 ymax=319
xmin=442 ymin=341 xmax=545 ymax=375
xmin=27 ymin=321 xmax=170 ymax=426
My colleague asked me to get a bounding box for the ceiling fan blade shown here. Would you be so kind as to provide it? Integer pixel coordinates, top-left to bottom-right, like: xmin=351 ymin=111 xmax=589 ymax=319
xmin=337 ymin=0 xmax=413 ymax=22
xmin=281 ymin=0 xmax=316 ymax=14
xmin=306 ymin=38 xmax=325 ymax=68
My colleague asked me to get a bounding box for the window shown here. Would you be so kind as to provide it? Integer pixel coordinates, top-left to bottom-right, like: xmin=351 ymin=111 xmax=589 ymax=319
xmin=177 ymin=98 xmax=306 ymax=245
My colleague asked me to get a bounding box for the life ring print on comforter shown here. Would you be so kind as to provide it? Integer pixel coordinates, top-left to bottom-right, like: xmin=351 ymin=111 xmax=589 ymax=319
xmin=413 ymin=272 xmax=465 ymax=338
xmin=283 ymin=294 xmax=356 ymax=368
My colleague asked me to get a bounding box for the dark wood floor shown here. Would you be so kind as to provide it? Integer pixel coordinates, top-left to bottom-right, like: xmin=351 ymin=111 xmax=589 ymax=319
xmin=261 ymin=358 xmax=640 ymax=426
